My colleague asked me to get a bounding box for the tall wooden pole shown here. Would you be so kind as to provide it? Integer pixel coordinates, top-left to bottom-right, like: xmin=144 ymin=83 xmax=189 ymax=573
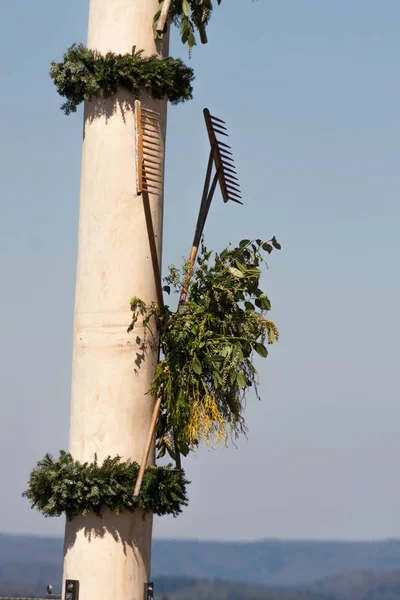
xmin=62 ymin=1 xmax=168 ymax=599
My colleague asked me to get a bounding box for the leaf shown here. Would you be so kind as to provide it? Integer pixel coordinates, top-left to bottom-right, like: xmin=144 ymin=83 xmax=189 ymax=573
xmin=236 ymin=372 xmax=247 ymax=389
xmin=192 ymin=357 xmax=203 ymax=374
xmin=246 ymin=268 xmax=261 ymax=276
xmin=157 ymin=445 xmax=166 ymax=458
xmin=188 ymin=30 xmax=197 ymax=49
xmin=245 ymin=301 xmax=255 ymax=311
xmin=239 ymin=239 xmax=250 ymax=248
xmin=255 ymin=296 xmax=271 ymax=311
xmin=213 ymin=370 xmax=223 ymax=387
xmin=179 ymin=441 xmax=190 ymax=457
xmin=234 ymin=260 xmax=246 ymax=272
xmin=272 ymin=236 xmax=282 ymax=250
xmin=262 ymin=242 xmax=273 ymax=253
xmin=221 ymin=345 xmax=232 ymax=357
xmin=254 ymin=342 xmax=268 ymax=358
xmin=182 ymin=0 xmax=190 ymax=17
xmin=162 ymin=285 xmax=171 ymax=294
xmin=210 ymin=355 xmax=224 ymax=365
xmin=228 ymin=266 xmax=244 ymax=278
xmin=180 ymin=16 xmax=191 ymax=43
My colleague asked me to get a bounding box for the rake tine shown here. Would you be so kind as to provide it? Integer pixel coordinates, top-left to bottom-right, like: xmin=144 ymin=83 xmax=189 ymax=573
xmin=227 ymin=188 xmax=242 ymax=196
xmin=143 ymin=176 xmax=163 ymax=186
xmin=225 ymin=181 xmax=241 ymax=191
xmin=142 ymin=123 xmax=161 ymax=131
xmin=225 ymin=178 xmax=241 ymax=188
xmin=210 ymin=115 xmax=226 ymax=124
xmin=143 ymin=144 xmax=161 ymax=150
xmin=211 ymin=120 xmax=228 ymax=131
xmin=143 ymin=162 xmax=162 ymax=171
xmin=218 ymin=147 xmax=233 ymax=157
xmin=144 ymin=144 xmax=162 ymax=152
xmin=226 ymin=190 xmax=242 ymax=200
xmin=143 ymin=140 xmax=161 ymax=147
xmin=224 ymin=170 xmax=240 ymax=180
xmin=228 ymin=196 xmax=243 ymax=205
xmin=143 ymin=157 xmax=162 ymax=168
xmin=143 ymin=135 xmax=161 ymax=141
xmin=214 ymin=129 xmax=229 ymax=138
xmin=142 ymin=109 xmax=161 ymax=117
xmin=141 ymin=106 xmax=162 ymax=117
xmin=224 ymin=173 xmax=240 ymax=183
xmin=221 ymin=164 xmax=237 ymax=175
xmin=217 ymin=141 xmax=231 ymax=149
xmin=143 ymin=136 xmax=161 ymax=144
xmin=142 ymin=119 xmax=161 ymax=128
xmin=143 ymin=150 xmax=162 ymax=159
xmin=142 ymin=118 xmax=161 ymax=127
xmin=219 ymin=151 xmax=234 ymax=161
xmin=143 ymin=129 xmax=161 ymax=138
xmin=143 ymin=170 xmax=163 ymax=180
xmin=144 ymin=189 xmax=162 ymax=196
xmin=220 ymin=155 xmax=235 ymax=164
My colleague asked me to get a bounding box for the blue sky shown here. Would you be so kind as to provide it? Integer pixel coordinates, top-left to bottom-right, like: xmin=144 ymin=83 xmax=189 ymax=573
xmin=1 ymin=0 xmax=400 ymax=541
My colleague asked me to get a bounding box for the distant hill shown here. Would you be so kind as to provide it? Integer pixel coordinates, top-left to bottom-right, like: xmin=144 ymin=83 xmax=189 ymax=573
xmin=3 ymin=533 xmax=400 ymax=595
xmin=310 ymin=569 xmax=400 ymax=600
xmin=151 ymin=538 xmax=400 ymax=586
xmin=154 ymin=576 xmax=335 ymax=600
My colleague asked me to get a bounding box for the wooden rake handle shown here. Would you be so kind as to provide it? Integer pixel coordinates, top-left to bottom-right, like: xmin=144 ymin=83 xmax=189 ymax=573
xmin=133 ymin=396 xmax=162 ymax=497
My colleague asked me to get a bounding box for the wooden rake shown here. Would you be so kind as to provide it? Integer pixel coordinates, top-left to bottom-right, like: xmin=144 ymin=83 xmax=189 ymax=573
xmin=133 ymin=107 xmax=242 ymax=497
xmin=179 ymin=107 xmax=242 ymax=303
xmin=133 ymin=100 xmax=165 ymax=497
xmin=134 ymin=100 xmax=164 ymax=313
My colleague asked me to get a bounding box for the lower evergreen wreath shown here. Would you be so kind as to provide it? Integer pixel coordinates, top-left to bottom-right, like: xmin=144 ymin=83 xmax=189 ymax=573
xmin=23 ymin=451 xmax=188 ymax=519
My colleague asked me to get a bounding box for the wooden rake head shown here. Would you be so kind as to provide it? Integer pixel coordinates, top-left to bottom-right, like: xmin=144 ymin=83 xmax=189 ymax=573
xmin=203 ymin=108 xmax=242 ymax=205
xmin=134 ymin=100 xmax=163 ymax=196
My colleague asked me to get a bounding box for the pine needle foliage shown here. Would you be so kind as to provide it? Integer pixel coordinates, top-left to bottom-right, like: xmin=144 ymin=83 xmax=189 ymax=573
xmin=23 ymin=451 xmax=188 ymax=519
xmin=154 ymin=0 xmax=221 ymax=51
xmin=50 ymin=44 xmax=194 ymax=115
xmin=128 ymin=238 xmax=281 ymax=459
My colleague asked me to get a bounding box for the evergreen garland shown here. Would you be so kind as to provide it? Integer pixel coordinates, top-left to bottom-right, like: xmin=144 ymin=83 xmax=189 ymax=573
xmin=128 ymin=237 xmax=281 ymax=460
xmin=23 ymin=451 xmax=189 ymax=519
xmin=50 ymin=44 xmax=194 ymax=115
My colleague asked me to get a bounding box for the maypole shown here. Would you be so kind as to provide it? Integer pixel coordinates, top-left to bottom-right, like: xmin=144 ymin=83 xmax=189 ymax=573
xmin=61 ymin=1 xmax=169 ymax=599
xmin=24 ymin=3 xmax=282 ymax=600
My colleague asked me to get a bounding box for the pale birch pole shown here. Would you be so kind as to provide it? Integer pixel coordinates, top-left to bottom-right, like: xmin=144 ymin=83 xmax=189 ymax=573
xmin=62 ymin=1 xmax=169 ymax=599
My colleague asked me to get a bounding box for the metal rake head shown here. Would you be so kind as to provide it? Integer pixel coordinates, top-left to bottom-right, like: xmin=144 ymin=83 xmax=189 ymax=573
xmin=203 ymin=108 xmax=242 ymax=204
xmin=134 ymin=100 xmax=163 ymax=196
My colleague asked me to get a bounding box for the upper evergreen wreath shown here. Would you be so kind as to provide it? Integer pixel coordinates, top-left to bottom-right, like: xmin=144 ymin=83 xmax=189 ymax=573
xmin=50 ymin=44 xmax=194 ymax=115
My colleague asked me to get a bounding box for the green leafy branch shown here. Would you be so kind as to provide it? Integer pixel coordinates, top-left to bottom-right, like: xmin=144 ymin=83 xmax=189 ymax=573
xmin=153 ymin=0 xmax=220 ymax=51
xmin=128 ymin=237 xmax=281 ymax=460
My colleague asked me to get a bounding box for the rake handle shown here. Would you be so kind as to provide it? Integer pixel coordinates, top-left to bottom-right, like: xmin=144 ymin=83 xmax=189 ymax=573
xmin=156 ymin=0 xmax=172 ymax=33
xmin=133 ymin=396 xmax=163 ymax=497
